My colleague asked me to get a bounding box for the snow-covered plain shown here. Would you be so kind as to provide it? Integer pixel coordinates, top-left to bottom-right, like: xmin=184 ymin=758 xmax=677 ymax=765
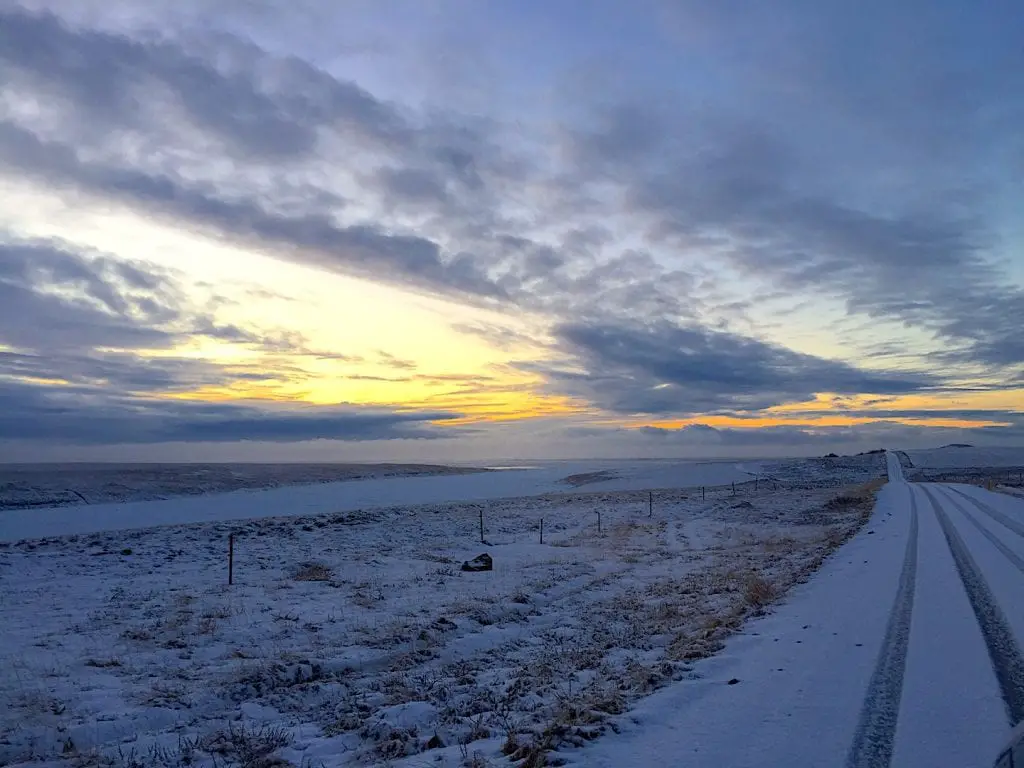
xmin=904 ymin=446 xmax=1024 ymax=493
xmin=0 ymin=464 xmax=483 ymax=513
xmin=0 ymin=459 xmax=771 ymax=543
xmin=906 ymin=445 xmax=1024 ymax=470
xmin=0 ymin=455 xmax=884 ymax=767
xmin=10 ymin=448 xmax=1024 ymax=768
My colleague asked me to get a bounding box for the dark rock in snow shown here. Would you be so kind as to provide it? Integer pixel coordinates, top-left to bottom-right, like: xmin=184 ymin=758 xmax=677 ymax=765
xmin=728 ymin=678 xmax=740 ymax=685
xmin=461 ymin=553 xmax=493 ymax=572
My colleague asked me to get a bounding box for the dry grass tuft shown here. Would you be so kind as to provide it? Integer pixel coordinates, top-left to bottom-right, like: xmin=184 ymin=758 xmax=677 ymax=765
xmin=743 ymin=575 xmax=779 ymax=609
xmin=84 ymin=658 xmax=122 ymax=669
xmin=292 ymin=561 xmax=333 ymax=582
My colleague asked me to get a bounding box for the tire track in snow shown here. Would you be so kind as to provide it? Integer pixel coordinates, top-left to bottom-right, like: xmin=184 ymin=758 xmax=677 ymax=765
xmin=922 ymin=485 xmax=1024 ymax=726
xmin=933 ymin=485 xmax=1024 ymax=577
xmin=846 ymin=484 xmax=919 ymax=768
xmin=945 ymin=485 xmax=1024 ymax=541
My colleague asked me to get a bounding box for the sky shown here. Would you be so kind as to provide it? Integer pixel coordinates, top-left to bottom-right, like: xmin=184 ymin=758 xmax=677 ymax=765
xmin=0 ymin=0 xmax=1022 ymax=462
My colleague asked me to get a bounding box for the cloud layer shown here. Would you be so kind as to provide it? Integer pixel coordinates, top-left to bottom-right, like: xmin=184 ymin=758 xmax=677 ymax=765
xmin=533 ymin=319 xmax=937 ymax=416
xmin=0 ymin=241 xmax=461 ymax=447
xmin=0 ymin=2 xmax=1021 ymax=455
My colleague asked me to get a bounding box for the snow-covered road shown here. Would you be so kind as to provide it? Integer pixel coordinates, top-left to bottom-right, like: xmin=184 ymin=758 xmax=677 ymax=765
xmin=581 ymin=452 xmax=1024 ymax=768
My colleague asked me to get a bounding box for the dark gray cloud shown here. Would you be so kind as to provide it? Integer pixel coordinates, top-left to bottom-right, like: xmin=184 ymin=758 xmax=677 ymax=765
xmin=0 ymin=378 xmax=457 ymax=444
xmin=532 ymin=319 xmax=937 ymax=415
xmin=754 ymin=409 xmax=1021 ymax=423
xmin=0 ymin=348 xmax=275 ymax=394
xmin=634 ymin=419 xmax=1024 ymax=454
xmin=0 ymin=8 xmax=407 ymax=159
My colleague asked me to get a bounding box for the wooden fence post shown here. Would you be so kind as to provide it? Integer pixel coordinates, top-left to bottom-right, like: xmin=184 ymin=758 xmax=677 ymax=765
xmin=228 ymin=533 xmax=234 ymax=586
xmin=648 ymin=491 xmax=653 ymax=518
xmin=479 ymin=509 xmax=484 ymax=543
xmin=540 ymin=518 xmax=544 ymax=544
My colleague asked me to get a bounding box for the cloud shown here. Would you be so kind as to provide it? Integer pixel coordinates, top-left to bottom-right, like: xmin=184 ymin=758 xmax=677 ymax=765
xmin=633 ymin=419 xmax=1024 ymax=454
xmin=0 ymin=378 xmax=459 ymax=445
xmin=560 ymin=1 xmax=1024 ymax=368
xmin=449 ymin=321 xmax=544 ymax=353
xmin=0 ymin=9 xmax=709 ymax=323
xmin=0 ymin=8 xmax=406 ymax=160
xmin=0 ymin=121 xmax=511 ymax=304
xmin=0 ymin=1 xmax=1021 ymax=452
xmin=626 ymin=134 xmax=1024 ymax=367
xmin=745 ymin=408 xmax=1021 ymax=423
xmin=0 ymin=236 xmax=469 ymax=449
xmin=4 ymin=6 xmax=1021 ymax=352
xmin=532 ymin=319 xmax=937 ymax=416
xmin=0 ymin=240 xmax=184 ymax=353
xmin=376 ymin=351 xmax=417 ymax=370
xmin=0 ymin=240 xmax=369 ymax=416
xmin=0 ymin=239 xmax=289 ymax=390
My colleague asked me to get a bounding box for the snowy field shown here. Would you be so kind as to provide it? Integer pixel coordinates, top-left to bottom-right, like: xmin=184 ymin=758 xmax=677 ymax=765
xmin=905 ymin=445 xmax=1024 ymax=470
xmin=577 ymin=453 xmax=1024 ymax=767
xmin=0 ymin=455 xmax=886 ymax=767
xmin=0 ymin=459 xmax=776 ymax=543
xmin=903 ymin=446 xmax=1024 ymax=490
xmin=0 ymin=464 xmax=484 ymax=512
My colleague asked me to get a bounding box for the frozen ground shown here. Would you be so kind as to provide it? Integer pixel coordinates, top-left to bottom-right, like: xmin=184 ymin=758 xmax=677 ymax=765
xmin=0 ymin=455 xmax=885 ymax=768
xmin=903 ymin=446 xmax=1024 ymax=493
xmin=0 ymin=459 xmax=781 ymax=543
xmin=580 ymin=452 xmax=1024 ymax=768
xmin=906 ymin=445 xmax=1024 ymax=470
xmin=16 ymin=448 xmax=1024 ymax=768
xmin=0 ymin=464 xmax=484 ymax=512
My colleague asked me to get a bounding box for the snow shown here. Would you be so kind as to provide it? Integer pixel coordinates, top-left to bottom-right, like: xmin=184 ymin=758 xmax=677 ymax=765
xmin=9 ymin=449 xmax=1024 ymax=767
xmin=0 ymin=459 xmax=764 ymax=543
xmin=578 ymin=479 xmax=912 ymax=767
xmin=0 ymin=456 xmax=882 ymax=767
xmin=0 ymin=464 xmax=483 ymax=511
xmin=907 ymin=445 xmax=1024 ymax=469
xmin=891 ymin=485 xmax=1005 ymax=767
xmin=581 ymin=454 xmax=1024 ymax=768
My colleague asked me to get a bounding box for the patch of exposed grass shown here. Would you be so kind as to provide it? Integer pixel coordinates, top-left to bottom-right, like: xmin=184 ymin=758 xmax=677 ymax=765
xmin=292 ymin=561 xmax=333 ymax=582
xmin=743 ymin=575 xmax=779 ymax=609
xmin=84 ymin=658 xmax=122 ymax=669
